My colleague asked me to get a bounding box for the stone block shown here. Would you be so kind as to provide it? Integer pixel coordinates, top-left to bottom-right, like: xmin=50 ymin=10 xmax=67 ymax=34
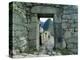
xmin=67 ymin=43 xmax=73 ymax=49
xmin=64 ymin=31 xmax=71 ymax=39
xmin=62 ymin=23 xmax=67 ymax=28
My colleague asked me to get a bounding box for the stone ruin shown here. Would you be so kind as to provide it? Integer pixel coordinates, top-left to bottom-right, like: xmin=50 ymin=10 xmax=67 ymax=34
xmin=9 ymin=2 xmax=78 ymax=57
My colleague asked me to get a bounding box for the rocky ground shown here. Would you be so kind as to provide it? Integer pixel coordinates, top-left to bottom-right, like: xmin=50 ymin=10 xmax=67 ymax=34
xmin=13 ymin=52 xmax=61 ymax=58
xmin=13 ymin=49 xmax=62 ymax=58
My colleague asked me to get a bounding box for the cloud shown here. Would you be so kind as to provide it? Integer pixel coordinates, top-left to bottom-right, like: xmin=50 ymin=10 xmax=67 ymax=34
xmin=40 ymin=18 xmax=53 ymax=22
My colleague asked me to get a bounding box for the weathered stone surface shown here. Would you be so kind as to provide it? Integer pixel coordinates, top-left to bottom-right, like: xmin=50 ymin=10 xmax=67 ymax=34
xmin=62 ymin=6 xmax=78 ymax=53
xmin=10 ymin=2 xmax=78 ymax=57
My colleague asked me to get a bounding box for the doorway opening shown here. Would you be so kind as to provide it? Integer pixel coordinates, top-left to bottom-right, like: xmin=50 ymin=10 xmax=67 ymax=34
xmin=39 ymin=16 xmax=54 ymax=48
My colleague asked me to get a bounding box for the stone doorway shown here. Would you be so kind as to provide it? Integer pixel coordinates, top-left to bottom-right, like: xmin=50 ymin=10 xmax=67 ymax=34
xmin=39 ymin=17 xmax=54 ymax=46
xmin=37 ymin=14 xmax=55 ymax=51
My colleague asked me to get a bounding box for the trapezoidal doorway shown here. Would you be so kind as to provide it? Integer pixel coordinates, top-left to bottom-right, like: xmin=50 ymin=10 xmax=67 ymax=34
xmin=38 ymin=14 xmax=55 ymax=54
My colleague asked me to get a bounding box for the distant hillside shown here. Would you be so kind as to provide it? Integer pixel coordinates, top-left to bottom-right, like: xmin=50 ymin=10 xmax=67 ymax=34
xmin=41 ymin=19 xmax=54 ymax=36
xmin=43 ymin=19 xmax=53 ymax=31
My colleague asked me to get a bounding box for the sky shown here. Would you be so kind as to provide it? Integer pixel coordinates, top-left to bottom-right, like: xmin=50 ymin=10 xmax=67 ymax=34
xmin=40 ymin=18 xmax=53 ymax=22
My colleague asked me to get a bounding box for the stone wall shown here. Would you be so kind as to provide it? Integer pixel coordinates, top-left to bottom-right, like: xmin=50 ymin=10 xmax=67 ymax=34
xmin=12 ymin=2 xmax=37 ymax=54
xmin=62 ymin=5 xmax=78 ymax=54
xmin=9 ymin=2 xmax=78 ymax=56
xmin=12 ymin=2 xmax=28 ymax=54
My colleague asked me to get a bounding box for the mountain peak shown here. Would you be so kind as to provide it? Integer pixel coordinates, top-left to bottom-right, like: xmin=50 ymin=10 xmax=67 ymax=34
xmin=43 ymin=19 xmax=53 ymax=31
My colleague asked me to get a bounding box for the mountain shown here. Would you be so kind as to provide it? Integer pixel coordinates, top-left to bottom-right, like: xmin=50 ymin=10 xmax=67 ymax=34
xmin=42 ymin=19 xmax=54 ymax=36
xmin=43 ymin=19 xmax=53 ymax=31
